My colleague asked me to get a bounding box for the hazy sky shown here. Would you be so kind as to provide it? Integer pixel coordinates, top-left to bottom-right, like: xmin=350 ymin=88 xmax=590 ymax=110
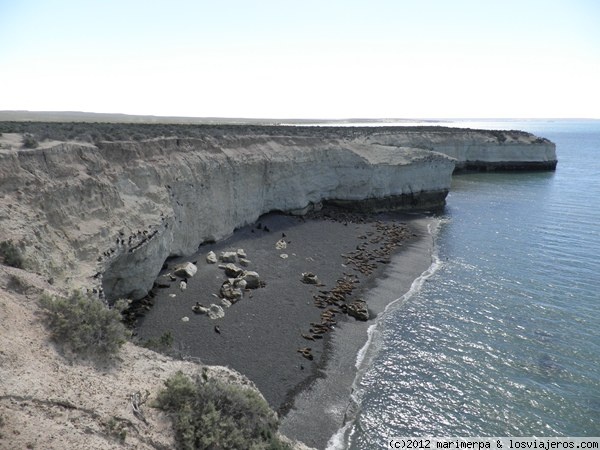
xmin=1 ymin=0 xmax=599 ymax=118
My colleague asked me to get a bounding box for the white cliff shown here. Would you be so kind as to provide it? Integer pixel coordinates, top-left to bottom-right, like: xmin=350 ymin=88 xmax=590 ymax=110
xmin=358 ymin=127 xmax=557 ymax=170
xmin=0 ymin=126 xmax=555 ymax=300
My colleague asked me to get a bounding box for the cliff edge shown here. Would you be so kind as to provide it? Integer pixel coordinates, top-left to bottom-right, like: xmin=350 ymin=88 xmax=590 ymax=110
xmin=0 ymin=125 xmax=555 ymax=301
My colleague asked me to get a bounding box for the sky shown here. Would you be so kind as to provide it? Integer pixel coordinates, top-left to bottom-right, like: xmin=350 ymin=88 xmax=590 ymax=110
xmin=1 ymin=0 xmax=599 ymax=119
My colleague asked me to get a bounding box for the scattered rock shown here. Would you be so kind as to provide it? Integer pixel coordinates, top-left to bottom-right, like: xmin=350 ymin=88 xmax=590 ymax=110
xmin=208 ymin=304 xmax=225 ymax=320
xmin=169 ymin=293 xmax=177 ymax=298
xmin=239 ymin=257 xmax=251 ymax=267
xmin=221 ymin=298 xmax=232 ymax=308
xmin=173 ymin=262 xmax=197 ymax=278
xmin=179 ymin=281 xmax=187 ymax=291
xmin=301 ymin=272 xmax=319 ymax=284
xmin=236 ymin=248 xmax=247 ymax=259
xmin=181 ymin=316 xmax=190 ymax=322
xmin=221 ymin=263 xmax=243 ymax=278
xmin=280 ymin=253 xmax=288 ymax=259
xmin=219 ymin=251 xmax=237 ymax=263
xmin=275 ymin=239 xmax=287 ymax=250
xmin=242 ymin=271 xmax=261 ymax=289
xmin=233 ymin=278 xmax=247 ymax=290
xmin=220 ymin=282 xmax=243 ymax=301
xmin=206 ymin=251 xmax=218 ymax=264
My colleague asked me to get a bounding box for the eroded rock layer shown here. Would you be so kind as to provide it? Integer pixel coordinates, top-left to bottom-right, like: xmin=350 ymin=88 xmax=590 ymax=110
xmin=0 ymin=126 xmax=555 ymax=300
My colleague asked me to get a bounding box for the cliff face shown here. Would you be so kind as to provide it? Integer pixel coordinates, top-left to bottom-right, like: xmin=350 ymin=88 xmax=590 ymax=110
xmin=357 ymin=128 xmax=557 ymax=170
xmin=0 ymin=126 xmax=554 ymax=300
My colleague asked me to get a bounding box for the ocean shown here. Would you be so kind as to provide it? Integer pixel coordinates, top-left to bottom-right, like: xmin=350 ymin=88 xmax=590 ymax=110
xmin=332 ymin=120 xmax=600 ymax=448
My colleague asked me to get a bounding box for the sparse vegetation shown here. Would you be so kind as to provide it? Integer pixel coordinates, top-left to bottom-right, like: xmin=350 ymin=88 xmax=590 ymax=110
xmin=142 ymin=330 xmax=174 ymax=351
xmin=155 ymin=371 xmax=291 ymax=450
xmin=7 ymin=273 xmax=27 ymax=293
xmin=105 ymin=416 xmax=128 ymax=443
xmin=22 ymin=133 xmax=39 ymax=148
xmin=39 ymin=291 xmax=130 ymax=359
xmin=0 ymin=240 xmax=25 ymax=269
xmin=0 ymin=120 xmax=510 ymax=145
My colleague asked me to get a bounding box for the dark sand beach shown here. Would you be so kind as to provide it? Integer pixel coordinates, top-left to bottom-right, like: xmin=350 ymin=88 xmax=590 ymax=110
xmin=134 ymin=206 xmax=436 ymax=448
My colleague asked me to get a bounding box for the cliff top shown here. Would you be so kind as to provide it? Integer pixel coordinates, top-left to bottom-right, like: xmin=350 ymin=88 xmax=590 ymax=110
xmin=0 ymin=121 xmax=550 ymax=149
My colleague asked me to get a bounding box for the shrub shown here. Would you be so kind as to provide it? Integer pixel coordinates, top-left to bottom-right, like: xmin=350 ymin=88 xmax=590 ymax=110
xmin=105 ymin=416 xmax=127 ymax=443
xmin=142 ymin=330 xmax=174 ymax=351
xmin=0 ymin=240 xmax=25 ymax=269
xmin=22 ymin=133 xmax=39 ymax=148
xmin=39 ymin=291 xmax=130 ymax=359
xmin=155 ymin=371 xmax=290 ymax=450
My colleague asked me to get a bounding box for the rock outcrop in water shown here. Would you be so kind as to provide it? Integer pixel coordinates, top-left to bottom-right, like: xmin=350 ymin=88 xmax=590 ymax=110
xmin=0 ymin=126 xmax=556 ymax=301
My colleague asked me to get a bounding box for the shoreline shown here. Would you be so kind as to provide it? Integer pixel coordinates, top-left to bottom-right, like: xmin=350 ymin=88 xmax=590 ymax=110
xmin=280 ymin=216 xmax=437 ymax=449
xmin=133 ymin=206 xmax=437 ymax=448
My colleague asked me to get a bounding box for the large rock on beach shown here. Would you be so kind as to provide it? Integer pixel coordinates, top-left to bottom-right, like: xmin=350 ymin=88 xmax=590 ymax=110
xmin=221 ymin=263 xmax=244 ymax=278
xmin=206 ymin=251 xmax=218 ymax=264
xmin=173 ymin=262 xmax=197 ymax=278
xmin=242 ymin=271 xmax=261 ymax=289
xmin=219 ymin=251 xmax=238 ymax=263
xmin=346 ymin=299 xmax=369 ymax=321
xmin=220 ymin=282 xmax=243 ymax=301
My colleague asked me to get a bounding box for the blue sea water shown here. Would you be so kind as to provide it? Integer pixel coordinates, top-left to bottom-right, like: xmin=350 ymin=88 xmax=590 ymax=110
xmin=339 ymin=120 xmax=600 ymax=448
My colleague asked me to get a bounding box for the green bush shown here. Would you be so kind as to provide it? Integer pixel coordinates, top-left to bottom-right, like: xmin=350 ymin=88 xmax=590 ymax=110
xmin=39 ymin=291 xmax=129 ymax=359
xmin=155 ymin=371 xmax=290 ymax=450
xmin=0 ymin=240 xmax=25 ymax=269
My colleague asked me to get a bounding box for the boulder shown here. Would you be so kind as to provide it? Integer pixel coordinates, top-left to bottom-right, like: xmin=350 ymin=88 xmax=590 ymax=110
xmin=221 ymin=263 xmax=243 ymax=278
xmin=219 ymin=251 xmax=237 ymax=263
xmin=242 ymin=271 xmax=261 ymax=289
xmin=208 ymin=304 xmax=225 ymax=320
xmin=220 ymin=282 xmax=243 ymax=301
xmin=173 ymin=262 xmax=198 ymax=278
xmin=236 ymin=248 xmax=247 ymax=259
xmin=347 ymin=299 xmax=369 ymax=321
xmin=233 ymin=278 xmax=247 ymax=290
xmin=206 ymin=251 xmax=218 ymax=264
